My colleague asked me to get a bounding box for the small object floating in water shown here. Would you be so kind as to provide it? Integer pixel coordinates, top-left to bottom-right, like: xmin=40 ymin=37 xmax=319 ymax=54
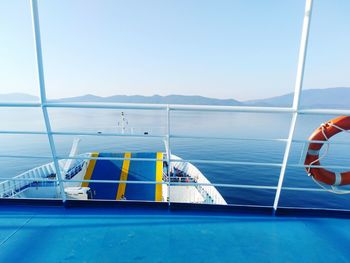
xmin=305 ymin=115 xmax=350 ymax=186
xmin=97 ymin=131 xmax=102 ymax=134
xmin=144 ymin=132 xmax=148 ymax=135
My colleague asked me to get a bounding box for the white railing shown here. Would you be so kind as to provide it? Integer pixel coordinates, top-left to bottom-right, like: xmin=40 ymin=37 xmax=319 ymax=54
xmin=171 ymin=155 xmax=227 ymax=205
xmin=0 ymin=161 xmax=58 ymax=198
xmin=2 ymin=0 xmax=350 ymax=212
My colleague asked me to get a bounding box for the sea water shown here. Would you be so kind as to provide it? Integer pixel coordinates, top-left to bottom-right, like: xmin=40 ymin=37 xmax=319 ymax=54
xmin=0 ymin=107 xmax=349 ymax=210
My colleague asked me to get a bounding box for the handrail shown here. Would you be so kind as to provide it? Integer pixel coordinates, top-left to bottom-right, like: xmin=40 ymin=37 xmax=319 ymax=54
xmin=1 ymin=129 xmax=350 ymax=145
xmin=1 ymin=153 xmax=350 ymax=172
xmin=0 ymin=177 xmax=330 ymax=193
xmin=1 ymin=100 xmax=350 ymax=115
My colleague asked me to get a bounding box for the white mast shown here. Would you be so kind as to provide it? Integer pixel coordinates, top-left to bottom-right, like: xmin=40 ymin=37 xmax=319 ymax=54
xmin=118 ymin=111 xmax=128 ymax=134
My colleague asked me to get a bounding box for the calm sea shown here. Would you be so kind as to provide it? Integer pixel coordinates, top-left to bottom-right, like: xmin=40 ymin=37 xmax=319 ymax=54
xmin=0 ymin=107 xmax=349 ymax=210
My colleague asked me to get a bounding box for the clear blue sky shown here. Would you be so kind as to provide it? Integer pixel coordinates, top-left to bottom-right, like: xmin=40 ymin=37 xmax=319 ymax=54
xmin=0 ymin=0 xmax=349 ymax=100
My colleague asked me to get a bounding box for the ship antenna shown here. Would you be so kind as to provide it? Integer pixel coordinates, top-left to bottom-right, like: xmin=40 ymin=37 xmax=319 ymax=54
xmin=118 ymin=111 xmax=128 ymax=134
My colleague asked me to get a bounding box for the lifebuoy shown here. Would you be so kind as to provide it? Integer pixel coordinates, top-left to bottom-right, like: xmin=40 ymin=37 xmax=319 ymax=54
xmin=305 ymin=116 xmax=350 ymax=186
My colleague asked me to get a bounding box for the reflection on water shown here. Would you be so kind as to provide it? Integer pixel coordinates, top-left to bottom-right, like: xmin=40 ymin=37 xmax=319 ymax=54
xmin=0 ymin=109 xmax=350 ymax=209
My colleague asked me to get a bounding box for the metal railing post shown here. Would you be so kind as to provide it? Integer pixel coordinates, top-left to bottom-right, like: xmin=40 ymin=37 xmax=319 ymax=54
xmin=30 ymin=0 xmax=66 ymax=202
xmin=166 ymin=105 xmax=171 ymax=206
xmin=273 ymin=0 xmax=313 ymax=212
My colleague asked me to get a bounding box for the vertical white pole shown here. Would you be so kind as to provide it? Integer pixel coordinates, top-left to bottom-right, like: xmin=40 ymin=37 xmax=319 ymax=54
xmin=30 ymin=0 xmax=66 ymax=202
xmin=166 ymin=106 xmax=171 ymax=206
xmin=273 ymin=0 xmax=313 ymax=212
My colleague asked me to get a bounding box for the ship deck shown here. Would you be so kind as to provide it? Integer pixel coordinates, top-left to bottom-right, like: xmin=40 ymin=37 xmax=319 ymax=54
xmin=81 ymin=152 xmax=164 ymax=201
xmin=0 ymin=201 xmax=349 ymax=263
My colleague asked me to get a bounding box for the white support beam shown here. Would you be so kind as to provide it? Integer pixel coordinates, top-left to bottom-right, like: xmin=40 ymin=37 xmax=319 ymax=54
xmin=273 ymin=0 xmax=314 ymax=212
xmin=30 ymin=0 xmax=66 ymax=202
xmin=166 ymin=106 xmax=171 ymax=206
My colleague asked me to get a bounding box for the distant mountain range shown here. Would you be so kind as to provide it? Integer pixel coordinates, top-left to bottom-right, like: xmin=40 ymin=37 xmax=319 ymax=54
xmin=0 ymin=93 xmax=38 ymax=102
xmin=1 ymin=87 xmax=349 ymax=108
xmin=53 ymin=94 xmax=243 ymax=106
xmin=246 ymin=87 xmax=350 ymax=108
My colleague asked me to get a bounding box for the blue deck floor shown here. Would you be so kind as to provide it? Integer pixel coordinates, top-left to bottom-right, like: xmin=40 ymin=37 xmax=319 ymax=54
xmin=0 ymin=204 xmax=349 ymax=263
xmin=85 ymin=152 xmax=162 ymax=201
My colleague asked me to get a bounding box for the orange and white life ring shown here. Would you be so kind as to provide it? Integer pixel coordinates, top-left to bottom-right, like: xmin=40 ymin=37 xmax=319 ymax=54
xmin=304 ymin=116 xmax=350 ymax=186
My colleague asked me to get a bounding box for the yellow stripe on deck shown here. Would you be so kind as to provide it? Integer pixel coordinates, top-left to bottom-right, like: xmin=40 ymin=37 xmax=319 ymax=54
xmin=82 ymin=152 xmax=99 ymax=187
xmin=155 ymin=152 xmax=163 ymax=202
xmin=116 ymin=152 xmax=131 ymax=200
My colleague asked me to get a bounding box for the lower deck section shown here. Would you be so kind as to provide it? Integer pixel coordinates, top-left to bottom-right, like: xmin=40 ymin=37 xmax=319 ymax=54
xmin=82 ymin=152 xmax=164 ymax=201
xmin=0 ymin=202 xmax=349 ymax=263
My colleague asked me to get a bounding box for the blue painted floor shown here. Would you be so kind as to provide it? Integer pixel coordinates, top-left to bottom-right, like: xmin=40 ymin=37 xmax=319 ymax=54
xmin=86 ymin=152 xmax=160 ymax=201
xmin=88 ymin=153 xmax=124 ymax=200
xmin=0 ymin=205 xmax=349 ymax=263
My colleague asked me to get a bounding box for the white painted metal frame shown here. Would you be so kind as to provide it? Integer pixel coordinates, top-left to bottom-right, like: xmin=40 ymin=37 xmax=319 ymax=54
xmin=273 ymin=0 xmax=314 ymax=211
xmin=30 ymin=0 xmax=66 ymax=202
xmin=166 ymin=106 xmax=172 ymax=205
xmin=2 ymin=0 xmax=347 ymax=210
